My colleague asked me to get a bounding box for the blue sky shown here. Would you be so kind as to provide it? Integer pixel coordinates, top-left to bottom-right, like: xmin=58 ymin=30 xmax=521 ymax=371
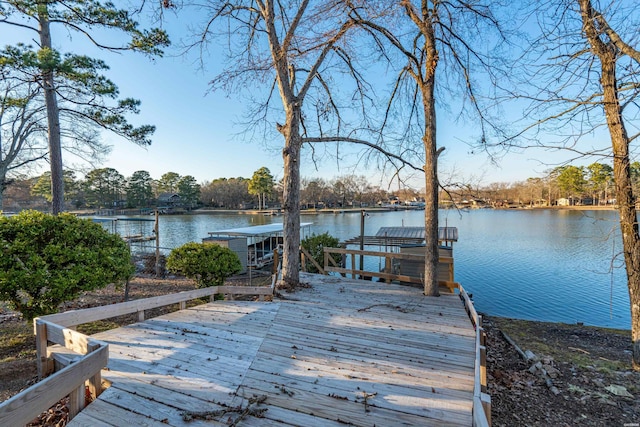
xmin=2 ymin=7 xmax=589 ymax=190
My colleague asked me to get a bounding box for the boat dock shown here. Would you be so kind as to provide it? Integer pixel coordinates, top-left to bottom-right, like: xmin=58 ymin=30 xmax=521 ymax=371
xmin=66 ymin=275 xmax=477 ymax=426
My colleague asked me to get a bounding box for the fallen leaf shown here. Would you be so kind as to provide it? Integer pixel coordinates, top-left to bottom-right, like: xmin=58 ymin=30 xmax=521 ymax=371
xmin=605 ymin=384 xmax=633 ymax=398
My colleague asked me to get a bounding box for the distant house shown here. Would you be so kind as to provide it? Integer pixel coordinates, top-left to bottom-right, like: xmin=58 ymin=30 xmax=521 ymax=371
xmin=157 ymin=193 xmax=181 ymax=207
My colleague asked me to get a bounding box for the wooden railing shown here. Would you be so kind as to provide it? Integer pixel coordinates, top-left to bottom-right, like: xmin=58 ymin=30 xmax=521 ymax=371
xmin=0 ymin=284 xmax=273 ymax=426
xmin=458 ymin=284 xmax=491 ymax=427
xmin=322 ymin=247 xmax=457 ymax=292
xmin=300 ymin=246 xmax=326 ymax=274
xmin=0 ymin=320 xmax=107 ymax=426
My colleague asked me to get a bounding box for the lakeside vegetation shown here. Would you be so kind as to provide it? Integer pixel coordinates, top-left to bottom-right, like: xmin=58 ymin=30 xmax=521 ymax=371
xmin=2 ymin=160 xmax=633 ymax=212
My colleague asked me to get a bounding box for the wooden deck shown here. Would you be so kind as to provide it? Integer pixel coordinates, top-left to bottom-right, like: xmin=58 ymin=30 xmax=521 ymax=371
xmin=69 ymin=274 xmax=476 ymax=426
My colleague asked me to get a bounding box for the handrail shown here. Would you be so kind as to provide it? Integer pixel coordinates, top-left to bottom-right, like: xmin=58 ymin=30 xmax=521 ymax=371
xmin=300 ymin=246 xmax=326 ymax=274
xmin=0 ymin=320 xmax=108 ymax=426
xmin=40 ymin=284 xmax=273 ymax=328
xmin=458 ymin=284 xmax=491 ymax=427
xmin=0 ymin=284 xmax=273 ymax=425
xmin=325 ymin=246 xmax=454 ymax=262
xmin=322 ymin=247 xmax=455 ymax=291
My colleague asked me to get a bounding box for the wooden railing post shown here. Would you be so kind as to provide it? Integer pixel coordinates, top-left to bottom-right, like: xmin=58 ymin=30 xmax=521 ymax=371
xmin=300 ymin=249 xmax=307 ymax=272
xmin=481 ymin=393 xmax=492 ymax=426
xmin=34 ymin=319 xmax=53 ymax=379
xmin=324 ymin=250 xmax=328 ymax=272
xmin=350 ymin=253 xmax=356 ymax=278
xmin=273 ymin=249 xmax=279 ymax=275
xmin=384 ymin=257 xmax=391 ymax=283
xmin=459 ymin=286 xmax=491 ymax=427
xmin=86 ymin=342 xmax=103 ymax=399
xmin=68 ymin=383 xmax=85 ymax=419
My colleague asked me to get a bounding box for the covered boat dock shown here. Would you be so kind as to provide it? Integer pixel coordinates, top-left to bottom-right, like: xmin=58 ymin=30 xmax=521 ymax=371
xmin=204 ymin=223 xmax=313 ymax=271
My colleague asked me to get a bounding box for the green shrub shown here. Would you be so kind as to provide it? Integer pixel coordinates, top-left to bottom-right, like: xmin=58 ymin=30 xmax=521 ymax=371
xmin=301 ymin=232 xmax=340 ymax=273
xmin=0 ymin=211 xmax=134 ymax=321
xmin=166 ymin=242 xmax=242 ymax=288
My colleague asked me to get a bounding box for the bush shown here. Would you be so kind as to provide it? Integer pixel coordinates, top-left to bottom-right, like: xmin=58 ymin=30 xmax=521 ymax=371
xmin=166 ymin=242 xmax=242 ymax=288
xmin=301 ymin=232 xmax=340 ymax=273
xmin=0 ymin=211 xmax=134 ymax=321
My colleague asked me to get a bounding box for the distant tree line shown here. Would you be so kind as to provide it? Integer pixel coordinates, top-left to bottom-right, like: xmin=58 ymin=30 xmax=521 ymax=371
xmin=2 ymin=166 xmax=425 ymax=211
xmin=445 ymin=162 xmax=635 ymax=207
xmin=5 ymin=161 xmax=633 ymax=212
xmin=197 ymin=173 xmax=421 ymax=210
xmin=3 ymin=169 xmax=201 ymax=211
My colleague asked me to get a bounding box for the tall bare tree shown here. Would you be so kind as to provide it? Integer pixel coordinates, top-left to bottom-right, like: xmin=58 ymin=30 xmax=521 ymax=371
xmin=519 ymin=0 xmax=640 ymax=368
xmin=0 ymin=76 xmax=47 ymax=208
xmin=356 ymin=0 xmax=509 ymax=295
xmin=579 ymin=0 xmax=640 ymax=369
xmin=192 ymin=1 xmax=402 ymax=288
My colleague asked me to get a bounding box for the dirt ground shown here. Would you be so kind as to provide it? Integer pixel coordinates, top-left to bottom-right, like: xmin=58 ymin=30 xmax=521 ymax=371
xmin=485 ymin=316 xmax=639 ymax=426
xmin=1 ymin=275 xmax=639 ymax=426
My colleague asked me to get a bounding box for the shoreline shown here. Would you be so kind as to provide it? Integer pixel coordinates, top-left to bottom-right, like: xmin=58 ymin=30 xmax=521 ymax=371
xmin=62 ymin=204 xmax=619 ymax=216
xmin=191 ymin=204 xmax=618 ymax=215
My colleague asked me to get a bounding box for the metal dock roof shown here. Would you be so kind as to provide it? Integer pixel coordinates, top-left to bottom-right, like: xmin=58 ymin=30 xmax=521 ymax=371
xmin=208 ymin=222 xmax=313 ymax=237
xmin=376 ymin=226 xmax=458 ymax=242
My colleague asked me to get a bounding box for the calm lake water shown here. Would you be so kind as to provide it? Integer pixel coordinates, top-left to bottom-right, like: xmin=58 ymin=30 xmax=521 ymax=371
xmin=126 ymin=209 xmax=631 ymax=330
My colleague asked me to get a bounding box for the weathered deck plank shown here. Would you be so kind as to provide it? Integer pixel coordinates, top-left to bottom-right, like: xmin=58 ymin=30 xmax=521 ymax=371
xmin=69 ymin=398 xmax=171 ymax=427
xmin=69 ymin=273 xmax=476 ymax=426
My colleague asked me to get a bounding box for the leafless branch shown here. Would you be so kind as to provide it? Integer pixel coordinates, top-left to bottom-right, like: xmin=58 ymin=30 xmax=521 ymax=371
xmin=302 ymin=136 xmax=424 ymax=172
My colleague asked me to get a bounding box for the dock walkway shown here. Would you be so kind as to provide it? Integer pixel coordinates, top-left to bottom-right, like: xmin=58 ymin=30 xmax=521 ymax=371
xmin=69 ymin=274 xmax=476 ymax=426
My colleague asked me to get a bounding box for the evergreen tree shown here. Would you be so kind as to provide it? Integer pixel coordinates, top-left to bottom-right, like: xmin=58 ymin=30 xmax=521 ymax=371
xmin=177 ymin=175 xmax=200 ymax=210
xmin=31 ymin=170 xmax=79 ymax=204
xmin=0 ymin=1 xmax=169 ymax=213
xmin=126 ymin=170 xmax=154 ymax=208
xmin=248 ymin=167 xmax=274 ymax=210
xmin=157 ymin=172 xmax=181 ymax=194
xmin=84 ymin=167 xmax=125 ymax=208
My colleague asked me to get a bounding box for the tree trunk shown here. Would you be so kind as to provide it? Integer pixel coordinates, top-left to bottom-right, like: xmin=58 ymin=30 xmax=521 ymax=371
xmin=422 ymin=104 xmax=439 ymax=296
xmin=601 ymin=59 xmax=640 ymax=369
xmin=0 ymin=168 xmax=6 ymax=210
xmin=280 ymin=106 xmax=302 ymax=288
xmin=579 ymin=0 xmax=640 ymax=369
xmin=421 ymin=17 xmax=440 ymax=297
xmin=38 ymin=4 xmax=64 ymax=214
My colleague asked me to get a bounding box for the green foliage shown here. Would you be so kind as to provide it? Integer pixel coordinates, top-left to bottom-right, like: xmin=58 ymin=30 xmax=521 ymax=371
xmin=126 ymin=170 xmax=154 ymax=208
xmin=555 ymin=165 xmax=586 ymax=196
xmin=248 ymin=167 xmax=274 ymax=196
xmin=84 ymin=167 xmax=125 ymax=208
xmin=177 ymin=175 xmax=201 ymax=209
xmin=248 ymin=167 xmax=274 ymax=208
xmin=166 ymin=242 xmax=242 ymax=288
xmin=301 ymin=232 xmax=340 ymax=273
xmin=0 ymin=211 xmax=134 ymax=321
xmin=31 ymin=171 xmax=79 ymax=203
xmin=0 ymin=0 xmax=168 ymax=152
xmin=157 ymin=172 xmax=181 ymax=193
